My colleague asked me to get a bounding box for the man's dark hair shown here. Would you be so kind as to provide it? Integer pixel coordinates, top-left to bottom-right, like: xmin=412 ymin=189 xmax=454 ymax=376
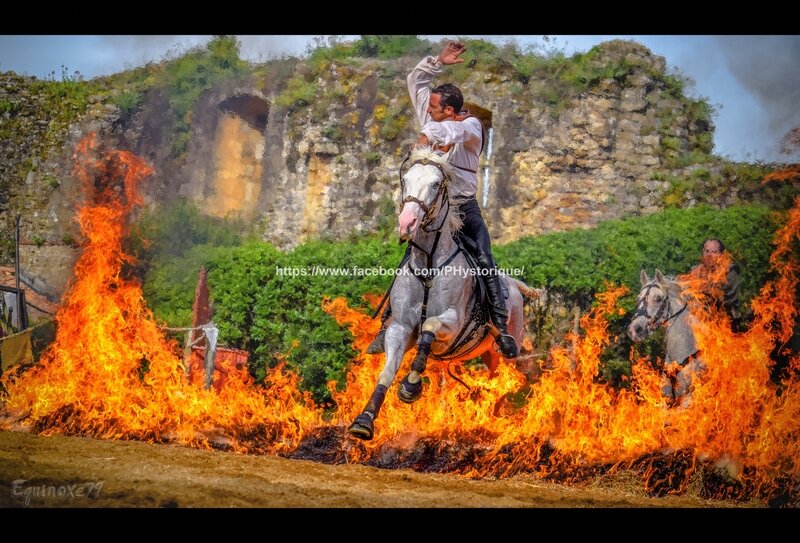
xmin=432 ymin=83 xmax=463 ymax=113
xmin=701 ymin=238 xmax=726 ymax=252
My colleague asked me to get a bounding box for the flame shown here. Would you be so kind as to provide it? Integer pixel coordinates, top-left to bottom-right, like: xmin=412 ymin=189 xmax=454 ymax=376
xmin=0 ymin=135 xmax=324 ymax=452
xmin=1 ymin=138 xmax=798 ymax=505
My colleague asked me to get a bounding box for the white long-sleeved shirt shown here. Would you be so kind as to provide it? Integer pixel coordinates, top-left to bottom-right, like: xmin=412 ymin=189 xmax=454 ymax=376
xmin=407 ymin=55 xmax=483 ymax=198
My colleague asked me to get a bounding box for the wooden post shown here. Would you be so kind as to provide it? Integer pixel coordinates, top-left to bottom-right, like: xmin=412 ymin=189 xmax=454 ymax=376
xmin=14 ymin=214 xmax=21 ymax=333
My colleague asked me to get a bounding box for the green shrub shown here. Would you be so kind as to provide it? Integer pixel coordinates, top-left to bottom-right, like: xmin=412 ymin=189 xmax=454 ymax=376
xmin=364 ymin=150 xmax=382 ymax=164
xmin=141 ymin=204 xmax=781 ymax=404
xmin=44 ymin=174 xmax=60 ymax=190
xmin=275 ymin=77 xmax=319 ymax=109
xmin=127 ymin=198 xmax=246 ymax=276
xmin=143 ymin=235 xmax=405 ymax=403
xmin=0 ymin=99 xmax=19 ymax=115
xmin=353 ymin=35 xmax=430 ymax=59
xmin=109 ymin=90 xmax=145 ymax=116
xmin=494 ymin=204 xmax=779 ymax=310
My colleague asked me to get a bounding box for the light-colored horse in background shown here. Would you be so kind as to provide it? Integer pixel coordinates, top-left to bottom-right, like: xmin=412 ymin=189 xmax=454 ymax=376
xmin=627 ymin=269 xmax=704 ymax=405
xmin=348 ymin=148 xmax=538 ymax=440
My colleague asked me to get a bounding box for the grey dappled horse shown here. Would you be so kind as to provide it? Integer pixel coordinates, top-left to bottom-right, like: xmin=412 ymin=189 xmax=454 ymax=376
xmin=348 ymin=148 xmax=538 ymax=440
xmin=628 ymin=269 xmax=704 ymax=405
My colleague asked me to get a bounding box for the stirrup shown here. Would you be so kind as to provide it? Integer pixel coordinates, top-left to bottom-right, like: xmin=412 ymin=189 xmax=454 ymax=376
xmin=366 ymin=328 xmax=386 ymax=355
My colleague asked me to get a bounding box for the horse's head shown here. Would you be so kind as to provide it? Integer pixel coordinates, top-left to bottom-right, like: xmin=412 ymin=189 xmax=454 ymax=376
xmin=398 ymin=148 xmax=454 ymax=240
xmin=628 ymin=269 xmax=683 ymax=342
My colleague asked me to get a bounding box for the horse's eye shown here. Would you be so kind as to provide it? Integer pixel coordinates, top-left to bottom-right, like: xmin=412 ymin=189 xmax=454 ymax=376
xmin=432 ymin=181 xmax=441 ymax=188
xmin=654 ymin=294 xmax=663 ymax=301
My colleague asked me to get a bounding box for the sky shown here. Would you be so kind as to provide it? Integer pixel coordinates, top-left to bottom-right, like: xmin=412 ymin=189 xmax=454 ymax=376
xmin=1 ymin=35 xmax=798 ymax=163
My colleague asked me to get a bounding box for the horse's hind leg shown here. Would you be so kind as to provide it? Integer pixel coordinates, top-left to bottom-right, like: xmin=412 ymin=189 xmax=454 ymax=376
xmin=348 ymin=323 xmax=414 ymax=440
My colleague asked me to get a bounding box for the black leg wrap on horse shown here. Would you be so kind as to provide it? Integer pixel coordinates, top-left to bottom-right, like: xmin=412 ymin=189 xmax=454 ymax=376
xmin=349 ymin=384 xmax=388 ymax=440
xmin=411 ymin=330 xmax=435 ymax=373
xmin=364 ymin=384 xmax=388 ymax=417
xmin=399 ymin=331 xmax=434 ymax=404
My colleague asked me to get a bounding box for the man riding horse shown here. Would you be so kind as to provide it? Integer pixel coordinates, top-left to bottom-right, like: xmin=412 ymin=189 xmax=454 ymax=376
xmin=367 ymin=40 xmax=518 ymax=360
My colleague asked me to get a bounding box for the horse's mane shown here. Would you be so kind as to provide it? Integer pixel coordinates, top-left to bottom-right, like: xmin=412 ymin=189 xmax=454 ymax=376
xmin=408 ymin=147 xmax=456 ymax=180
xmin=407 ymin=147 xmax=463 ymax=232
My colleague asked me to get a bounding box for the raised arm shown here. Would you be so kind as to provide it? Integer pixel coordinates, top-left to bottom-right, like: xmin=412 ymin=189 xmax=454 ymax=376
xmin=406 ymin=41 xmax=467 ymax=128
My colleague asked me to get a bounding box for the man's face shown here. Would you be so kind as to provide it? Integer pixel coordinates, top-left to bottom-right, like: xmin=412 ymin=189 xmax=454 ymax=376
xmin=427 ymin=93 xmax=453 ymax=122
xmin=702 ymin=240 xmax=723 ymax=266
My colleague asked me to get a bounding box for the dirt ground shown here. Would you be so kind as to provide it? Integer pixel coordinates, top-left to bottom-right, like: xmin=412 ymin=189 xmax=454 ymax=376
xmin=0 ymin=430 xmax=763 ymax=508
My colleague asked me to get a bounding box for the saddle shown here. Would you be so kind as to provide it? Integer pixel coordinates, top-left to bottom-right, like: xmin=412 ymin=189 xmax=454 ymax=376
xmin=454 ymin=231 xmax=509 ymax=303
xmin=427 ymin=231 xmax=507 ymax=360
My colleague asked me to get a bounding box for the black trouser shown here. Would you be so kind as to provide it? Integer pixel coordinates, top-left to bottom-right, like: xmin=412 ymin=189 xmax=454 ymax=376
xmin=457 ymin=197 xmax=497 ymax=271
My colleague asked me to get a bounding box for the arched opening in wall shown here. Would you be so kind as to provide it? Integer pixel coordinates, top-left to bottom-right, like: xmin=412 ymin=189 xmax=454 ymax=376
xmin=207 ymin=94 xmax=270 ymax=219
xmin=219 ymin=95 xmax=270 ymax=131
xmin=464 ymin=102 xmax=494 ymax=208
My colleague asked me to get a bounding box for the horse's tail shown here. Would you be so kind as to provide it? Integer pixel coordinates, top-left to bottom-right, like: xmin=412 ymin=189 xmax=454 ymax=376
xmin=509 ymin=278 xmax=542 ymax=301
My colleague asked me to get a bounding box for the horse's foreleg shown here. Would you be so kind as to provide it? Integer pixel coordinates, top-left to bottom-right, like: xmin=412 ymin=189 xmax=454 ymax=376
xmin=349 ymin=323 xmax=414 ymax=440
xmin=377 ymin=323 xmax=415 ymax=388
xmin=398 ymin=310 xmax=458 ymax=403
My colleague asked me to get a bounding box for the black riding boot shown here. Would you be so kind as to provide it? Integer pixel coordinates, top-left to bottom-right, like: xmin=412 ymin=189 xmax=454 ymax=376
xmin=476 ymin=252 xmax=519 ymax=359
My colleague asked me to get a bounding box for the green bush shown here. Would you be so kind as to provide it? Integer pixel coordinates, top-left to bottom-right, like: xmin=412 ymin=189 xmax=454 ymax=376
xmin=0 ymin=99 xmax=19 ymax=115
xmin=109 ymin=90 xmax=145 ymax=116
xmin=275 ymin=77 xmax=319 ymax=109
xmin=494 ymin=204 xmax=779 ymax=310
xmin=353 ymin=35 xmax=430 ymax=59
xmin=127 ymin=198 xmax=246 ymax=276
xmin=141 ymin=204 xmax=782 ymax=404
xmin=143 ymin=235 xmax=406 ymax=403
xmin=561 ymin=47 xmax=633 ymax=91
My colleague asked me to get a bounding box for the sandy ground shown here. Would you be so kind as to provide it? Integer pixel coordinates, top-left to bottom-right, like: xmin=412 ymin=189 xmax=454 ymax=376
xmin=0 ymin=430 xmax=761 ymax=508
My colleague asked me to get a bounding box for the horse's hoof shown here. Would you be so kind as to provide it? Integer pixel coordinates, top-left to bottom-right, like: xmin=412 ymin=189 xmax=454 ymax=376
xmin=398 ymin=375 xmax=423 ymax=404
xmin=348 ymin=412 xmax=375 ymax=440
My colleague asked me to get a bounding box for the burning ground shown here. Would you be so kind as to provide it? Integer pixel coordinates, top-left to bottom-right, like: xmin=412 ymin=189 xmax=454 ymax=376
xmin=1 ymin=138 xmax=799 ymax=507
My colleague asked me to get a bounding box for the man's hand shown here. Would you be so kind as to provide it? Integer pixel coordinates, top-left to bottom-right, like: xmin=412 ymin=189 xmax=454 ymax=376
xmin=414 ymin=134 xmax=430 ymax=148
xmin=438 ymin=41 xmax=467 ymax=65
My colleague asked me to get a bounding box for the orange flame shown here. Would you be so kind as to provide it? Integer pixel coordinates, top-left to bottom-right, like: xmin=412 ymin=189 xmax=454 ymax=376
xmin=0 ymin=135 xmax=324 ymax=452
xmin=1 ymin=139 xmax=798 ymax=504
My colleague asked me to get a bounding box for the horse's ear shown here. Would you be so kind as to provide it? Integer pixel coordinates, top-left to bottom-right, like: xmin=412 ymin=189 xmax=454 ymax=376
xmin=640 ymin=269 xmax=649 ymax=286
xmin=655 ymin=269 xmax=665 ymax=284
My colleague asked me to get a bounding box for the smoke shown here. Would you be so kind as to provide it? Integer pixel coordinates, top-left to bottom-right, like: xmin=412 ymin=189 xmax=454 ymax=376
xmin=715 ymin=36 xmax=800 ymax=162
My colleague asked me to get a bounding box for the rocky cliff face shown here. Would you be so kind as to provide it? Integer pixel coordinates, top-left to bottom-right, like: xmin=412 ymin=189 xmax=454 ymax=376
xmin=0 ymin=40 xmax=732 ymax=297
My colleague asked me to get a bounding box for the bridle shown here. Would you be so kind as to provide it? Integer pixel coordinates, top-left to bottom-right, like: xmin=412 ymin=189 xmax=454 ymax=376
xmin=399 ymin=154 xmax=451 ymax=233
xmin=631 ymin=281 xmax=688 ymax=332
